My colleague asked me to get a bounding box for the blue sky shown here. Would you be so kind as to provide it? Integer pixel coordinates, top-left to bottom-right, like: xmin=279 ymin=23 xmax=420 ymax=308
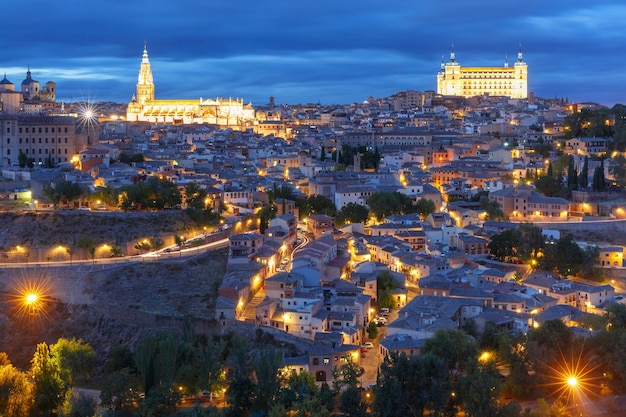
xmin=1 ymin=0 xmax=625 ymax=106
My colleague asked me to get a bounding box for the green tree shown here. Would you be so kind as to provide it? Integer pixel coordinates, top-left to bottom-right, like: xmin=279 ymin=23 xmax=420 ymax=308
xmin=56 ymin=181 xmax=85 ymax=205
xmin=422 ymin=328 xmax=478 ymax=373
xmin=320 ymin=144 xmax=326 ymax=161
xmin=592 ymin=166 xmax=606 ymax=191
xmin=534 ymin=175 xmax=564 ymax=197
xmin=51 ymin=338 xmax=95 ymax=389
xmin=0 ymin=361 xmax=32 ymax=417
xmin=184 ymin=182 xmax=208 ymax=210
xmin=30 ymin=342 xmax=68 ymax=417
xmin=335 ymin=203 xmax=369 ymax=227
xmin=258 ymin=203 xmax=277 ymax=234
xmin=540 ymin=235 xmax=584 ymax=277
xmin=41 ymin=184 xmax=63 ymax=209
xmin=89 ymin=186 xmax=118 ymax=207
xmin=374 ymin=351 xmax=452 ymax=417
xmin=377 ymin=270 xmax=398 ymax=309
xmin=480 ymin=196 xmax=505 ymax=221
xmin=516 ymin=223 xmax=544 ymax=261
xmin=252 ymin=348 xmax=284 ymax=412
xmin=415 ymin=198 xmax=436 ymax=220
xmin=296 ymin=195 xmax=336 ymax=218
xmin=366 ymin=321 xmax=378 ymax=339
xmin=487 ymin=229 xmax=520 ymax=261
xmin=457 ymin=360 xmax=506 ymax=417
xmin=609 ymin=155 xmax=626 ymax=188
xmin=579 ymin=156 xmax=589 ymax=189
xmin=566 ymin=155 xmax=578 ymax=191
xmin=367 ymin=191 xmax=414 ymax=221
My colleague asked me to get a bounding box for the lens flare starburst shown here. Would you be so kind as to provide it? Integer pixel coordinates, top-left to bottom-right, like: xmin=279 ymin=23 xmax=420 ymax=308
xmin=7 ymin=272 xmax=54 ymax=325
xmin=542 ymin=344 xmax=600 ymax=413
xmin=75 ymin=100 xmax=102 ymax=135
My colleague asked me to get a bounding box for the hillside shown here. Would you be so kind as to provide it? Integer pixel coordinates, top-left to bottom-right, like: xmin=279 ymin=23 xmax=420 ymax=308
xmin=0 ymin=211 xmax=206 ymax=261
xmin=0 ymin=210 xmax=230 ymax=370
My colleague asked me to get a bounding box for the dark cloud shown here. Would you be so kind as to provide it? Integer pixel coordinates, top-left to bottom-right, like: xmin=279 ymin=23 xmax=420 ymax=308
xmin=0 ymin=0 xmax=624 ymax=105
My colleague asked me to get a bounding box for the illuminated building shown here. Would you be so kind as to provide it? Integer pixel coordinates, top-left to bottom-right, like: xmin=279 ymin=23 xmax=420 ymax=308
xmin=0 ymin=115 xmax=86 ymax=167
xmin=437 ymin=48 xmax=528 ymax=99
xmin=126 ymin=44 xmax=255 ymax=128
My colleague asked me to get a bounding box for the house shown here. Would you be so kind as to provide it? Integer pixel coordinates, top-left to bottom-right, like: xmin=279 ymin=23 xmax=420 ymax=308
xmin=379 ymin=333 xmax=425 ymax=358
xmin=488 ymin=185 xmax=569 ymax=221
xmin=597 ymin=246 xmax=624 ymax=267
xmin=307 ymin=214 xmax=335 ymax=239
xmin=308 ymin=333 xmax=360 ymax=384
xmin=229 ymin=233 xmax=265 ymax=262
xmin=449 ymin=233 xmax=490 ymax=255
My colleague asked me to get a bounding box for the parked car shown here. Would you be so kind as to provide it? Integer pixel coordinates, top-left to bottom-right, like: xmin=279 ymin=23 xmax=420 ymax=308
xmin=78 ymin=206 xmax=91 ymax=211
xmin=379 ymin=308 xmax=390 ymax=316
xmin=374 ymin=317 xmax=387 ymax=326
xmin=361 ymin=342 xmax=374 ymax=349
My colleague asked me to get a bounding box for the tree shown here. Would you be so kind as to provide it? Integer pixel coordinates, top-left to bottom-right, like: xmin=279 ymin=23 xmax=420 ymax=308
xmin=76 ymin=236 xmax=97 ymax=264
xmin=184 ymin=182 xmax=208 ymax=210
xmin=592 ymin=166 xmax=606 ymax=191
xmin=540 ymin=235 xmax=584 ymax=277
xmin=422 ymin=328 xmax=478 ymax=373
xmin=609 ymin=155 xmax=626 ymax=188
xmin=253 ymin=348 xmax=284 ymax=412
xmin=415 ymin=198 xmax=436 ymax=220
xmin=55 ymin=181 xmax=84 ymax=205
xmin=457 ymin=360 xmax=505 ymax=417
xmin=30 ymin=342 xmax=68 ymax=417
xmin=479 ymin=196 xmax=505 ymax=221
xmin=516 ymin=223 xmax=544 ymax=261
xmin=367 ymin=191 xmax=414 ymax=221
xmin=18 ymin=150 xmax=30 ymax=168
xmin=579 ymin=156 xmax=589 ymax=189
xmin=487 ymin=229 xmax=520 ymax=261
xmin=296 ymin=195 xmax=336 ymax=218
xmin=51 ymin=338 xmax=95 ymax=389
xmin=366 ymin=321 xmax=378 ymax=339
xmin=320 ymin=144 xmax=326 ymax=161
xmin=258 ymin=203 xmax=277 ymax=234
xmin=566 ymin=155 xmax=578 ymax=191
xmin=0 ymin=362 xmax=32 ymax=417
xmin=534 ymin=175 xmax=565 ymax=197
xmin=335 ymin=203 xmax=369 ymax=227
xmin=374 ymin=351 xmax=452 ymax=417
xmin=41 ymin=184 xmax=63 ymax=209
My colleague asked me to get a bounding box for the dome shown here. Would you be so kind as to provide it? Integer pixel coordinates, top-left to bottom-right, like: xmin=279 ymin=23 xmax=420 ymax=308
xmin=0 ymin=74 xmax=14 ymax=85
xmin=21 ymin=69 xmax=37 ymax=85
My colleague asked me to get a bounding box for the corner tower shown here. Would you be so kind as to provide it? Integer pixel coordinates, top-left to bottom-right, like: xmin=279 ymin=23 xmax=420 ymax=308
xmin=136 ymin=43 xmax=154 ymax=105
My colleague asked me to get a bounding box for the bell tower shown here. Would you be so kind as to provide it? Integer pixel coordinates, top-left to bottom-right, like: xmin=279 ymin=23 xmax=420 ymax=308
xmin=136 ymin=43 xmax=154 ymax=105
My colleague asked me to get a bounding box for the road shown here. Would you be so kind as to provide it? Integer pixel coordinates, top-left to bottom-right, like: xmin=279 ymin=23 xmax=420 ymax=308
xmin=0 ymin=236 xmax=229 ymax=270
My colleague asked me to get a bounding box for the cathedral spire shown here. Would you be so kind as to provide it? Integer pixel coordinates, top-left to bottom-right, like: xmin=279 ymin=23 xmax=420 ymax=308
xmin=142 ymin=42 xmax=150 ymax=64
xmin=517 ymin=44 xmax=523 ymax=62
xmin=450 ymin=44 xmax=456 ymax=62
xmin=504 ymin=53 xmax=509 ymax=68
xmin=441 ymin=55 xmax=445 ymax=70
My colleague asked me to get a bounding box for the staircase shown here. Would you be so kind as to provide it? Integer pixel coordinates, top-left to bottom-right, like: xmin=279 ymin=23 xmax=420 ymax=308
xmin=240 ymin=288 xmax=267 ymax=322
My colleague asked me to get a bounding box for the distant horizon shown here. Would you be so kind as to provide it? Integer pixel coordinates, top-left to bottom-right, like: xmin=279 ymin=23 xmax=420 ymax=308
xmin=1 ymin=1 xmax=625 ymax=107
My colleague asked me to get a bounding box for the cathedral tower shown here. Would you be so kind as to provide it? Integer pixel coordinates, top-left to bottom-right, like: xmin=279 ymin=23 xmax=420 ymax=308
xmin=136 ymin=43 xmax=154 ymax=105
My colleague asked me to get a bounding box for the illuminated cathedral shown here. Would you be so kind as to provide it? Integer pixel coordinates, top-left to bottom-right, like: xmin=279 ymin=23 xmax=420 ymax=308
xmin=126 ymin=44 xmax=255 ymax=128
xmin=436 ymin=47 xmax=528 ymax=99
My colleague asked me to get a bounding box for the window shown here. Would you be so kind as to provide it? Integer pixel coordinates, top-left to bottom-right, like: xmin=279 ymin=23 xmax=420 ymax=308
xmin=323 ymin=358 xmax=330 ymax=365
xmin=6 ymin=138 xmax=9 ymax=144
xmin=313 ymin=358 xmax=319 ymax=365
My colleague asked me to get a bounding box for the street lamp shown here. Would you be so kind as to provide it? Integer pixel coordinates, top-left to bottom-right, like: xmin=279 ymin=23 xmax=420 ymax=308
xmin=567 ymin=376 xmax=578 ymax=417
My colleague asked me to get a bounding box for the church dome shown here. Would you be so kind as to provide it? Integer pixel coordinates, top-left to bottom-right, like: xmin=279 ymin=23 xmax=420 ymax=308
xmin=0 ymin=74 xmax=14 ymax=85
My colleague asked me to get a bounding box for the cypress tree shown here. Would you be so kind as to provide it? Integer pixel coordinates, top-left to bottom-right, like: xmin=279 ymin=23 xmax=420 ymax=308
xmin=567 ymin=156 xmax=578 ymax=189
xmin=579 ymin=156 xmax=589 ymax=189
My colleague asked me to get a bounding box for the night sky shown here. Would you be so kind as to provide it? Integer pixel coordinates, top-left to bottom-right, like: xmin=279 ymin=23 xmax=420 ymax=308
xmin=2 ymin=0 xmax=625 ymax=106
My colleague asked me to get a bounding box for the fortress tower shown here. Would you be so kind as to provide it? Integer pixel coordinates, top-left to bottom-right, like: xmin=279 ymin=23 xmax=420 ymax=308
xmin=436 ymin=47 xmax=528 ymax=99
